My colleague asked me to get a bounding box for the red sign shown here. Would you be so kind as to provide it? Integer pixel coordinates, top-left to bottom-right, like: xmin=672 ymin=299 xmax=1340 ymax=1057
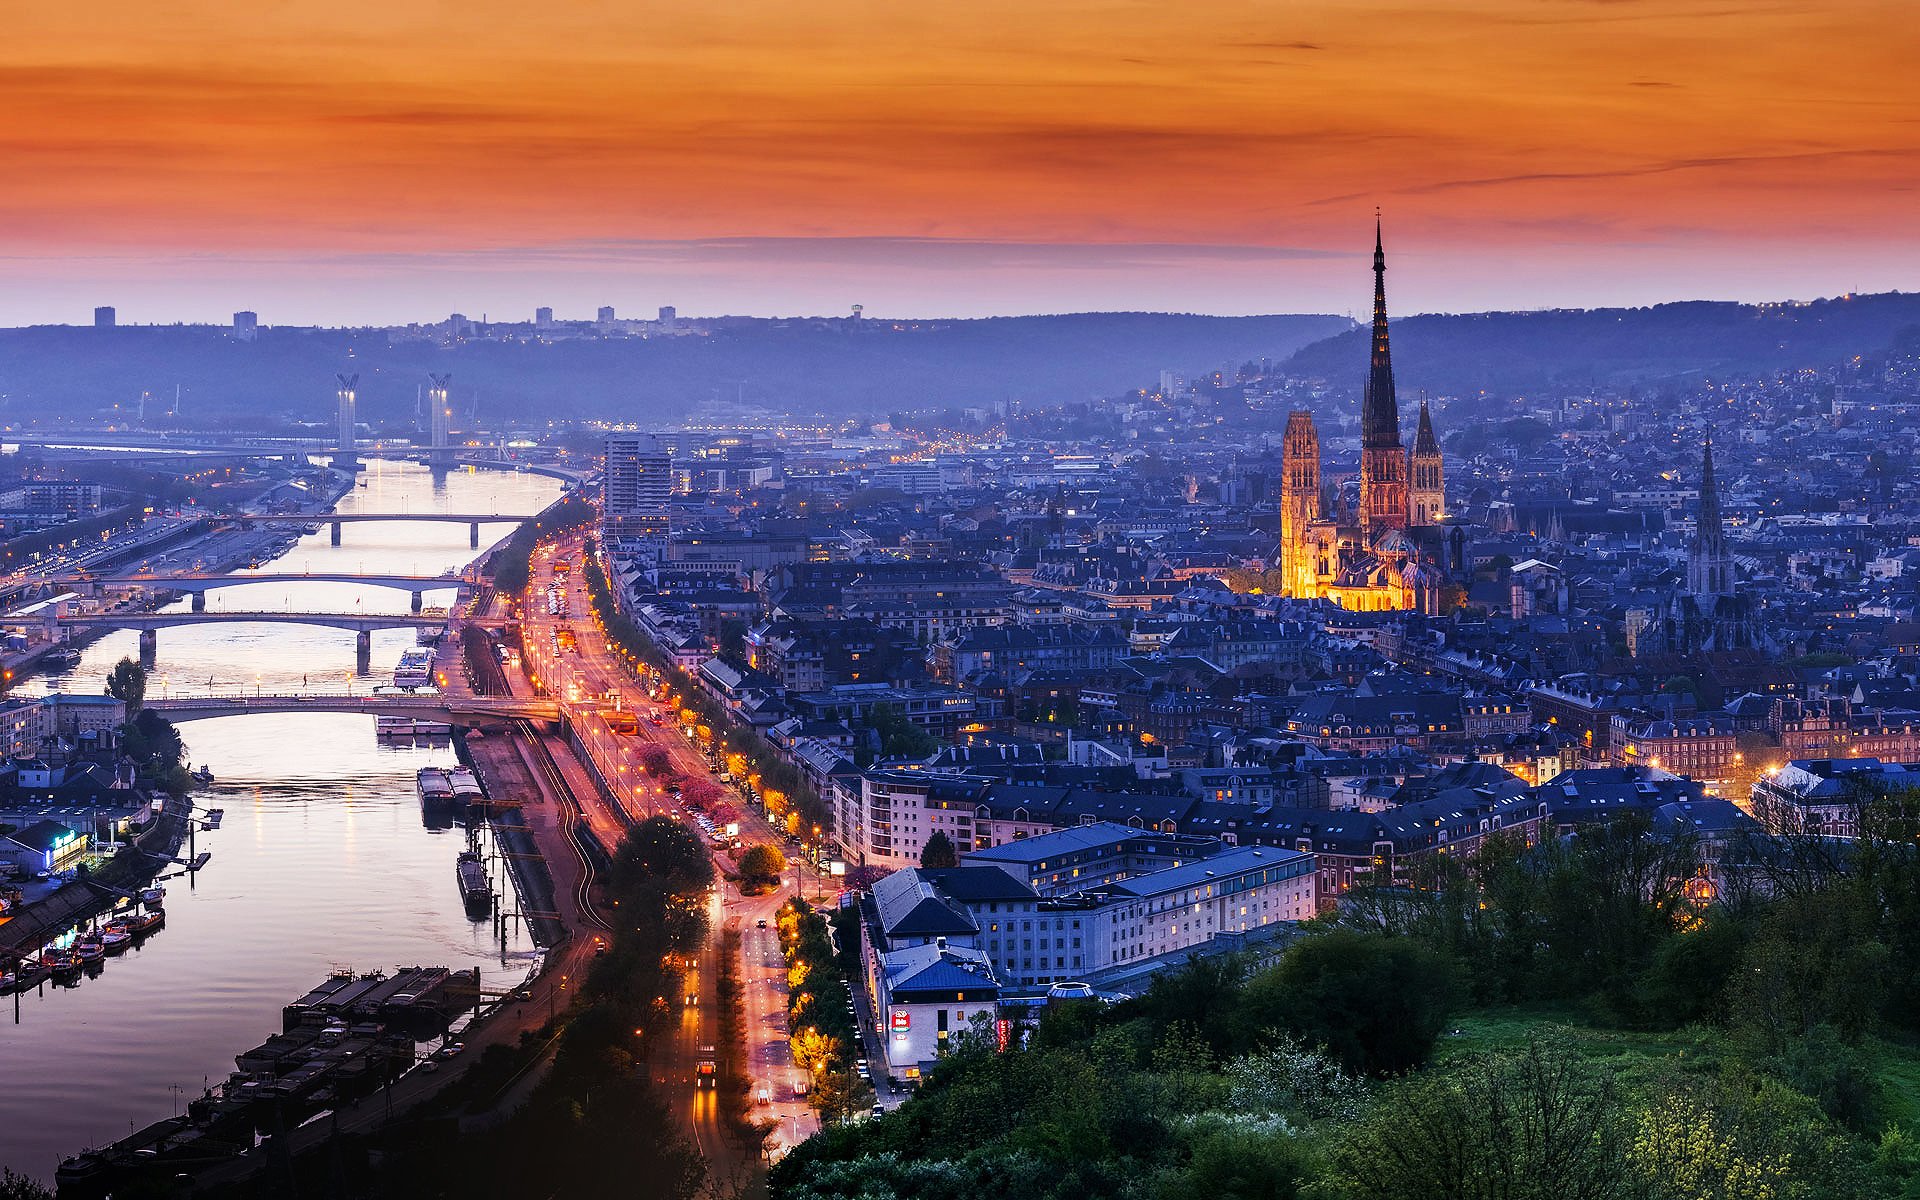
xmin=890 ymin=1008 xmax=911 ymax=1032
xmin=996 ymin=1018 xmax=1010 ymax=1052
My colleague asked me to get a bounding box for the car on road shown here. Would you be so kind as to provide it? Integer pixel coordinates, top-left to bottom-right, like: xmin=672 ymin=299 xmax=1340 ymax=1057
xmin=870 ymin=1104 xmax=886 ymax=1119
xmin=756 ymin=918 xmax=767 ymax=929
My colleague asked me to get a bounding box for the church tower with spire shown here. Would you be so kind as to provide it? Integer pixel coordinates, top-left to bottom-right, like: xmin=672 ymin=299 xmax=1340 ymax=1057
xmin=1358 ymin=219 xmax=1409 ymax=540
xmin=1280 ymin=409 xmax=1323 ymax=597
xmin=1688 ymin=433 xmax=1733 ymax=597
xmin=1409 ymin=395 xmax=1444 ymax=526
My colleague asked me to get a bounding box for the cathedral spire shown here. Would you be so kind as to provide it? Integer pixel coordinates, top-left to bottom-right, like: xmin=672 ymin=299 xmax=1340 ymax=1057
xmin=1359 ymin=215 xmax=1409 ymax=538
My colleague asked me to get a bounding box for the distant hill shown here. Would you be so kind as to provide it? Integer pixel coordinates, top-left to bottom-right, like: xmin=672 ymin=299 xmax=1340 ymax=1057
xmin=1282 ymin=292 xmax=1920 ymax=407
xmin=0 ymin=313 xmax=1351 ymax=426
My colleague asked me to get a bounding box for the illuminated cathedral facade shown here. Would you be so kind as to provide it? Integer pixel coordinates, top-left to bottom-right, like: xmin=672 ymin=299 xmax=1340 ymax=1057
xmin=1278 ymin=222 xmax=1446 ymax=613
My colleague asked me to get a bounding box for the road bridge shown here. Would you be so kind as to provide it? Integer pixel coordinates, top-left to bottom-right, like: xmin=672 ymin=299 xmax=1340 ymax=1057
xmin=51 ymin=571 xmax=471 ymax=612
xmin=144 ymin=693 xmax=559 ymax=725
xmin=227 ymin=512 xmax=539 ymax=547
xmin=9 ymin=609 xmax=450 ymax=671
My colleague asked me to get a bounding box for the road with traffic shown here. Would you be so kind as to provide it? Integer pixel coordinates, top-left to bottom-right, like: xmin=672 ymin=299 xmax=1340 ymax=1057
xmin=505 ymin=533 xmax=824 ymax=1180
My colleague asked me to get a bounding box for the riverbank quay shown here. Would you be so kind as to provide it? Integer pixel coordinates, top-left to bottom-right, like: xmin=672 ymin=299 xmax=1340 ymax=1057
xmin=0 ymin=791 xmax=192 ymax=962
xmin=459 ymin=730 xmax=567 ymax=948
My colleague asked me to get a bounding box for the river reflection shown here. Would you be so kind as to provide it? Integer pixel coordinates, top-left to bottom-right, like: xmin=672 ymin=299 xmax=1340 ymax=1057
xmin=0 ymin=460 xmax=559 ymax=1179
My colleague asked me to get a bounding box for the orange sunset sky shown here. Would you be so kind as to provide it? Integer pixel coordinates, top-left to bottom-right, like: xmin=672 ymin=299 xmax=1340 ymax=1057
xmin=4 ymin=0 xmax=1916 ymax=324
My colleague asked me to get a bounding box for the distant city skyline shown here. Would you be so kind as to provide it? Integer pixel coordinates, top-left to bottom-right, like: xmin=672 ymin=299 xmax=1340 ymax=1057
xmin=4 ymin=0 xmax=1916 ymax=325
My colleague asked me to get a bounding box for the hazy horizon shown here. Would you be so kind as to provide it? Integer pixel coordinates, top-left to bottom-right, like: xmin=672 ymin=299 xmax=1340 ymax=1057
xmin=6 ymin=1 xmax=1915 ymax=329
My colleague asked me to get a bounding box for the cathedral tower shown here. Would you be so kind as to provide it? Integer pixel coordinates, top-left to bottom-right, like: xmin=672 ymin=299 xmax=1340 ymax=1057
xmin=1409 ymin=395 xmax=1444 ymax=526
xmin=1280 ymin=410 xmax=1322 ymax=597
xmin=1358 ymin=219 xmax=1409 ymax=540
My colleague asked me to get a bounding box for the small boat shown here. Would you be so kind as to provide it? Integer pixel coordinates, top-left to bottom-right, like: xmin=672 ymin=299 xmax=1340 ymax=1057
xmin=74 ymin=936 xmax=105 ymax=963
xmin=0 ymin=971 xmax=14 ymax=992
xmin=141 ymin=885 xmax=166 ymax=907
xmin=45 ymin=950 xmax=82 ymax=980
xmin=51 ymin=647 xmax=83 ymax=668
xmin=130 ymin=909 xmax=165 ymax=934
xmin=101 ymin=927 xmax=133 ymax=955
xmin=192 ymin=765 xmax=216 ymax=785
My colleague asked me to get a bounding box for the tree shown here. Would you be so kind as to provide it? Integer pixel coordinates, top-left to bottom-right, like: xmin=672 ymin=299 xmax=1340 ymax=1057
xmin=635 ymin=743 xmax=672 ymax=776
xmin=921 ymin=830 xmax=959 ymax=869
xmin=0 ymin=1169 xmax=52 ymax=1200
xmin=740 ymin=843 xmax=789 ymax=884
xmin=105 ymin=656 xmax=146 ymax=714
xmin=1239 ymin=929 xmax=1462 ymax=1076
xmin=1335 ymin=1040 xmax=1625 ymax=1200
xmin=865 ymin=703 xmax=938 ymax=760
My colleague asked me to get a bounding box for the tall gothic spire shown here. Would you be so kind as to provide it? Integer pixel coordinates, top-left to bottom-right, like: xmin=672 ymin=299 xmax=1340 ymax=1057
xmin=1688 ymin=430 xmax=1731 ymax=596
xmin=1362 ymin=216 xmax=1400 ymax=450
xmin=1413 ymin=394 xmax=1439 ymax=455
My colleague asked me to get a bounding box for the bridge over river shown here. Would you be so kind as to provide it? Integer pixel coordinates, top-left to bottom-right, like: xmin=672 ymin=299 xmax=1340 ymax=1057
xmin=50 ymin=572 xmax=472 ymax=612
xmin=143 ymin=693 xmax=558 ymax=725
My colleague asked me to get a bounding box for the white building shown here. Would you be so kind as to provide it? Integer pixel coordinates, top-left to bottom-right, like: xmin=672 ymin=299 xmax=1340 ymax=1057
xmin=604 ymin=433 xmax=673 ymax=543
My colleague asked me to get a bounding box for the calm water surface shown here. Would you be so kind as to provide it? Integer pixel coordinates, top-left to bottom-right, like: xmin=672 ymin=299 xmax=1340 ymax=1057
xmin=0 ymin=460 xmax=561 ymax=1179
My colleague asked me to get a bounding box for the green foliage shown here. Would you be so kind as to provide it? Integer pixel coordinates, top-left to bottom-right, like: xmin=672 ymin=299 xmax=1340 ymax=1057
xmin=1334 ymin=1039 xmax=1624 ymax=1200
xmin=920 ymin=830 xmax=959 ymax=869
xmin=1240 ymin=929 xmax=1462 ymax=1076
xmin=105 ymin=656 xmax=146 ymax=713
xmin=864 ymin=702 xmax=938 ymax=760
xmin=739 ymin=841 xmax=788 ymax=883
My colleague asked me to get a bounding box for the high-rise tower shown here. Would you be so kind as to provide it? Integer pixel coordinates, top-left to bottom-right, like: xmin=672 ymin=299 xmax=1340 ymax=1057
xmin=1358 ymin=219 xmax=1409 ymax=540
xmin=1409 ymin=395 xmax=1444 ymax=526
xmin=335 ymin=373 xmax=358 ymax=456
xmin=1688 ymin=433 xmax=1733 ymax=597
xmin=1280 ymin=410 xmax=1323 ymax=597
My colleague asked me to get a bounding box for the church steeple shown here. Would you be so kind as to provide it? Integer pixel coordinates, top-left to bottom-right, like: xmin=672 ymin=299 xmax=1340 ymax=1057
xmin=1358 ymin=215 xmax=1409 ymax=538
xmin=1688 ymin=431 xmax=1732 ymax=596
xmin=1362 ymin=217 xmax=1400 ymax=449
xmin=1409 ymin=393 xmax=1445 ymax=526
xmin=1413 ymin=394 xmax=1439 ymax=455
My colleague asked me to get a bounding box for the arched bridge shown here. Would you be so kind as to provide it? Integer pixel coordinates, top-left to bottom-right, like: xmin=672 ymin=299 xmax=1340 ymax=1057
xmin=143 ymin=694 xmax=558 ymax=725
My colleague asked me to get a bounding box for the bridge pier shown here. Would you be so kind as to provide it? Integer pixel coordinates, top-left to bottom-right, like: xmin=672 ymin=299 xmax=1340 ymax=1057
xmin=330 ymin=521 xmax=343 ymax=547
xmin=138 ymin=628 xmax=158 ymax=663
xmin=469 ymin=522 xmax=481 ymax=549
xmin=355 ymin=629 xmax=372 ymax=675
xmin=191 ymin=591 xmax=207 ymax=613
xmin=410 ymin=590 xmax=423 ymax=613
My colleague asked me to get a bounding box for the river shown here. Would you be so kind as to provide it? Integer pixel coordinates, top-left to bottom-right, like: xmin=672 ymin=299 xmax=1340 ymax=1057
xmin=0 ymin=459 xmax=562 ymax=1180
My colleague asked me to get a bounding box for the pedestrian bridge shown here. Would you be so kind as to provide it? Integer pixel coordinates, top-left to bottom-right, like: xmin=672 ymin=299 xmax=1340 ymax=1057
xmin=144 ymin=694 xmax=559 ymax=724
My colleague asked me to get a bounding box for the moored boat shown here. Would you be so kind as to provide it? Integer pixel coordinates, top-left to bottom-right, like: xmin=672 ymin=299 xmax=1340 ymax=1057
xmin=456 ymin=851 xmax=491 ymax=916
xmin=141 ymin=885 xmax=167 ymax=907
xmin=417 ymin=767 xmax=455 ymax=808
xmin=100 ymin=927 xmax=133 ymax=955
xmin=447 ymin=767 xmax=483 ymax=805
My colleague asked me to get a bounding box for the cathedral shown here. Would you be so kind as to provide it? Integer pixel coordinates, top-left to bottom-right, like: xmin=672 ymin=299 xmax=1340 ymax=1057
xmin=1278 ymin=222 xmax=1446 ymax=613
